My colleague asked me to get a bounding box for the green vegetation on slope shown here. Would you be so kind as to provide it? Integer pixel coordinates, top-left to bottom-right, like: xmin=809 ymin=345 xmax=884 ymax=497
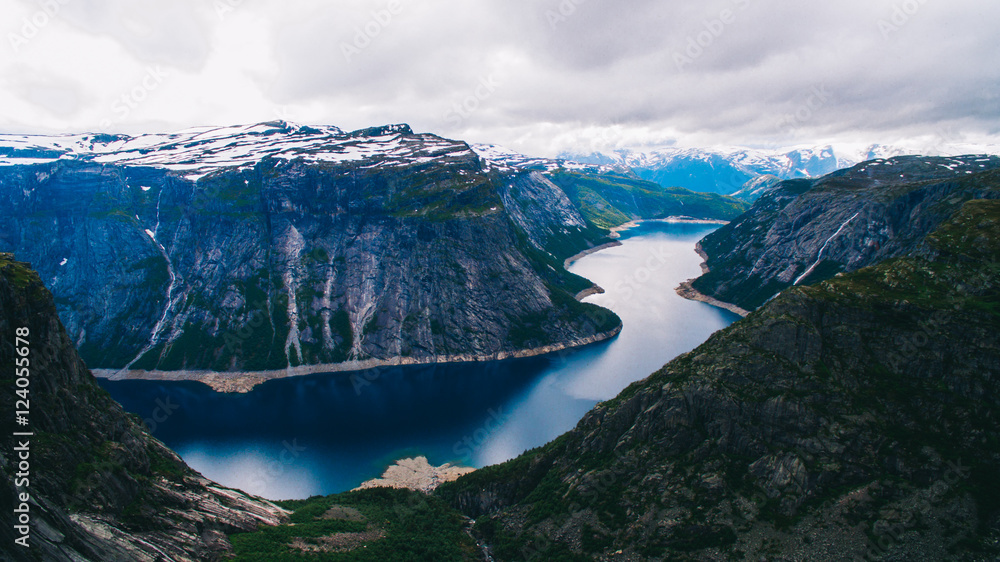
xmin=547 ymin=170 xmax=748 ymax=229
xmin=228 ymin=488 xmax=480 ymax=561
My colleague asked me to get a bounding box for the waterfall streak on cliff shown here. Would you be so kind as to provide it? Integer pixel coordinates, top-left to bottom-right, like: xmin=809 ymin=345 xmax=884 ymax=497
xmin=122 ymin=193 xmax=182 ymax=371
xmin=793 ymin=212 xmax=860 ymax=285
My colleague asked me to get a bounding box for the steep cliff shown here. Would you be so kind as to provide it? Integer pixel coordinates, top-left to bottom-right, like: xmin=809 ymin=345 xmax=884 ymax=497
xmin=0 ymin=253 xmax=287 ymax=562
xmin=691 ymin=155 xmax=1000 ymax=311
xmin=0 ymin=123 xmax=620 ymax=375
xmin=438 ymin=199 xmax=1000 ymax=560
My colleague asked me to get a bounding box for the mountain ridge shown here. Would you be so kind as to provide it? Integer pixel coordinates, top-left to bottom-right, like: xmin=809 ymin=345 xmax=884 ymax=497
xmin=0 ymin=122 xmax=749 ymax=386
xmin=689 ymin=154 xmax=1000 ymax=312
xmin=0 ymin=123 xmax=616 ymax=377
xmin=561 ymin=143 xmax=1000 ymax=197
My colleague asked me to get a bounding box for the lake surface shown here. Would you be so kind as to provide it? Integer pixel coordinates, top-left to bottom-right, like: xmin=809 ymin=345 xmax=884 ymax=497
xmin=98 ymin=222 xmax=740 ymax=500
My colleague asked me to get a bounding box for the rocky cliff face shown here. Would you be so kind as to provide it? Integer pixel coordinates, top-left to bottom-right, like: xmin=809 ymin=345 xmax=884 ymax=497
xmin=0 ymin=253 xmax=287 ymax=562
xmin=438 ymin=198 xmax=1000 ymax=561
xmin=0 ymin=123 xmax=620 ymax=374
xmin=691 ymin=155 xmax=1000 ymax=310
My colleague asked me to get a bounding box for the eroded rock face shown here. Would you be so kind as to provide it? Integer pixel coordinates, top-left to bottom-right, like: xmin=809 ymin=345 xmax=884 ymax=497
xmin=438 ymin=199 xmax=1000 ymax=561
xmin=0 ymin=254 xmax=287 ymax=562
xmin=691 ymin=155 xmax=1000 ymax=310
xmin=0 ymin=123 xmax=619 ymax=374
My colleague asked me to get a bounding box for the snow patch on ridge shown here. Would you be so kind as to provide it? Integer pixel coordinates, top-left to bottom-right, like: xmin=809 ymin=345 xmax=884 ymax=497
xmin=0 ymin=121 xmax=472 ymax=182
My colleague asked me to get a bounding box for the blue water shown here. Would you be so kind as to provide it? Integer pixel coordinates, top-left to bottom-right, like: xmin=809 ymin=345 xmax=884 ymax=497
xmin=98 ymin=222 xmax=739 ymax=500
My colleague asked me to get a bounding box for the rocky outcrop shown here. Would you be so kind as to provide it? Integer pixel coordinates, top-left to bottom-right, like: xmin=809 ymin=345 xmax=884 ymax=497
xmin=0 ymin=254 xmax=287 ymax=562
xmin=354 ymin=457 xmax=476 ymax=494
xmin=438 ymin=199 xmax=1000 ymax=560
xmin=691 ymin=155 xmax=1000 ymax=310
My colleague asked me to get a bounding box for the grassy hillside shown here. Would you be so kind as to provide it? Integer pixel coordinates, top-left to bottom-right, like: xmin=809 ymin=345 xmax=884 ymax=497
xmin=228 ymin=488 xmax=481 ymax=561
xmin=547 ymin=170 xmax=749 ymax=229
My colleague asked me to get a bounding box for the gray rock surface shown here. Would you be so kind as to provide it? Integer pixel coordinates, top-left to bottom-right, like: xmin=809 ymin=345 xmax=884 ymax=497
xmin=0 ymin=124 xmax=620 ymax=374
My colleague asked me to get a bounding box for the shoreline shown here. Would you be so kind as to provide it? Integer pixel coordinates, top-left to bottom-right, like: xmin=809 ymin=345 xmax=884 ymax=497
xmin=574 ymin=285 xmax=605 ymax=300
xmin=674 ymin=281 xmax=750 ymax=318
xmin=92 ymin=325 xmax=623 ymax=393
xmin=609 ymin=216 xmax=731 ymax=238
xmin=92 ymin=222 xmax=719 ymax=394
xmin=674 ymin=242 xmax=750 ymax=318
xmin=563 ymin=241 xmax=622 ymax=268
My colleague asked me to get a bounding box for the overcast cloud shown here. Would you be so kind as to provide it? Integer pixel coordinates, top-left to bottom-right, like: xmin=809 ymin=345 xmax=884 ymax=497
xmin=0 ymin=0 xmax=997 ymax=156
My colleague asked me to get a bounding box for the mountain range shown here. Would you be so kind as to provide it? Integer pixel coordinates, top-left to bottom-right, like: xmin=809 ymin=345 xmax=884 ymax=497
xmin=2 ymin=124 xmax=998 ymax=560
xmin=0 ymin=123 xmax=746 ymax=385
xmin=562 ymin=142 xmax=1000 ymax=199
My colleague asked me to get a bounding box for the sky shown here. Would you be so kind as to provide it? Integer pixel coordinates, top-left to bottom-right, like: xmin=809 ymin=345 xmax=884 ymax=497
xmin=0 ymin=0 xmax=998 ymax=157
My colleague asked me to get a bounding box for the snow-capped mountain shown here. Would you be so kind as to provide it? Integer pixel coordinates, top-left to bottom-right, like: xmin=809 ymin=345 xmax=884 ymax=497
xmin=561 ymin=142 xmax=1000 ymax=197
xmin=561 ymin=146 xmax=850 ymax=196
xmin=470 ymin=142 xmax=631 ymax=176
xmin=0 ymin=121 xmax=463 ymax=182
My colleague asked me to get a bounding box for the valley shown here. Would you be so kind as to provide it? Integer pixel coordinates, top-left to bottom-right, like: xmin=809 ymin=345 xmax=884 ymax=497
xmin=95 ymin=221 xmax=738 ymax=499
xmin=2 ymin=126 xmax=998 ymax=561
xmin=0 ymin=122 xmax=744 ymax=382
xmin=3 ymin=1 xmax=997 ymax=559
